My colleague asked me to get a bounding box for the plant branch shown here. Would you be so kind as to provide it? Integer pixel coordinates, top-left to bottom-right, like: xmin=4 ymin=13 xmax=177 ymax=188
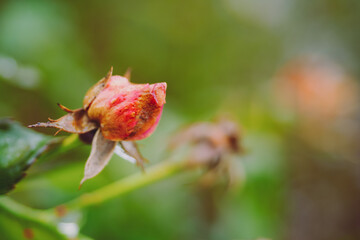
xmin=0 ymin=153 xmax=192 ymax=239
xmin=0 ymin=196 xmax=67 ymax=240
xmin=57 ymin=160 xmax=189 ymax=211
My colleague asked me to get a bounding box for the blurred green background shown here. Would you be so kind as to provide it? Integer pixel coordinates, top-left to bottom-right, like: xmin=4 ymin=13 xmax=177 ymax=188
xmin=0 ymin=0 xmax=360 ymax=239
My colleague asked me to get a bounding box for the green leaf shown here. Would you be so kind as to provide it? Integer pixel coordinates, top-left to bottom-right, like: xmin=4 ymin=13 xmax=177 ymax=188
xmin=0 ymin=118 xmax=53 ymax=194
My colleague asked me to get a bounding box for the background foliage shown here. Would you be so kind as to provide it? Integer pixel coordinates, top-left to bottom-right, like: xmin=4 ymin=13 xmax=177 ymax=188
xmin=0 ymin=0 xmax=359 ymax=239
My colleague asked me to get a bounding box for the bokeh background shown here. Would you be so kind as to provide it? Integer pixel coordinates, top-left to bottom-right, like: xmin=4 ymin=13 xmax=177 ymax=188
xmin=1 ymin=0 xmax=360 ymax=239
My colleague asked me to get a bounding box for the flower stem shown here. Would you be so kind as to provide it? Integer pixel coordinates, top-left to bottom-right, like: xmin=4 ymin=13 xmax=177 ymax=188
xmin=0 ymin=158 xmax=191 ymax=239
xmin=0 ymin=197 xmax=67 ymax=240
xmin=61 ymin=160 xmax=189 ymax=211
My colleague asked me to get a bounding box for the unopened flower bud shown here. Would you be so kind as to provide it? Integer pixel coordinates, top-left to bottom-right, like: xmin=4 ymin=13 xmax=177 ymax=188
xmin=29 ymin=67 xmax=167 ymax=186
xmin=85 ymin=76 xmax=167 ymax=141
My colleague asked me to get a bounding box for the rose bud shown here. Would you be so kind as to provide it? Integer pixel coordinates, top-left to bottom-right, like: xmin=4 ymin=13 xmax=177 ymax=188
xmin=84 ymin=74 xmax=166 ymax=141
xmin=29 ymin=67 xmax=167 ymax=186
xmin=169 ymin=118 xmax=244 ymax=188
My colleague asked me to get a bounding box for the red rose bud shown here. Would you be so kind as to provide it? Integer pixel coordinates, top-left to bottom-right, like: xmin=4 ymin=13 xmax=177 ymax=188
xmin=85 ymin=75 xmax=167 ymax=141
xmin=29 ymin=67 xmax=166 ymax=186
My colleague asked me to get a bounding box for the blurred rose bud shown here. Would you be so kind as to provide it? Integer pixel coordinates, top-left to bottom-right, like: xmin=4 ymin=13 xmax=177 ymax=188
xmin=169 ymin=118 xmax=244 ymax=188
xmin=274 ymin=57 xmax=359 ymax=120
xmin=29 ymin=67 xmax=167 ymax=186
xmin=273 ymin=56 xmax=360 ymax=159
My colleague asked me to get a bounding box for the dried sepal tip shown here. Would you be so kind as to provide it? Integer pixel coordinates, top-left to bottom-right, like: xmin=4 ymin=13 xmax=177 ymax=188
xmin=28 ymin=107 xmax=98 ymax=134
xmin=118 ymin=141 xmax=148 ymax=169
xmin=83 ymin=66 xmax=113 ymax=110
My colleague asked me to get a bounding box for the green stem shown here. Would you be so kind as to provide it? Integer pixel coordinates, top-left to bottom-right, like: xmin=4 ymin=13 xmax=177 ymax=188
xmin=0 ymin=159 xmax=190 ymax=239
xmin=0 ymin=197 xmax=67 ymax=240
xmin=0 ymin=135 xmax=192 ymax=239
xmin=59 ymin=160 xmax=189 ymax=211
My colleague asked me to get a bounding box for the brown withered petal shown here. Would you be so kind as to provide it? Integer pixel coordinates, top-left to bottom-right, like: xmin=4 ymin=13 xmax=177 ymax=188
xmin=119 ymin=141 xmax=148 ymax=168
xmin=28 ymin=107 xmax=98 ymax=134
xmin=83 ymin=67 xmax=113 ymax=110
xmin=80 ymin=129 xmax=116 ymax=186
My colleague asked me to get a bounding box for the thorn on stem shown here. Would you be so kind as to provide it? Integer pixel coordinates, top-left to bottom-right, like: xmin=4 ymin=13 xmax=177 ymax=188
xmin=55 ymin=205 xmax=67 ymax=218
xmin=23 ymin=228 xmax=34 ymax=239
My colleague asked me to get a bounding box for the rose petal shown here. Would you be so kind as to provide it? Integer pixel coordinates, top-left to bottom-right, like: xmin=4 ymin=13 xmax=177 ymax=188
xmin=80 ymin=129 xmax=116 ymax=187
